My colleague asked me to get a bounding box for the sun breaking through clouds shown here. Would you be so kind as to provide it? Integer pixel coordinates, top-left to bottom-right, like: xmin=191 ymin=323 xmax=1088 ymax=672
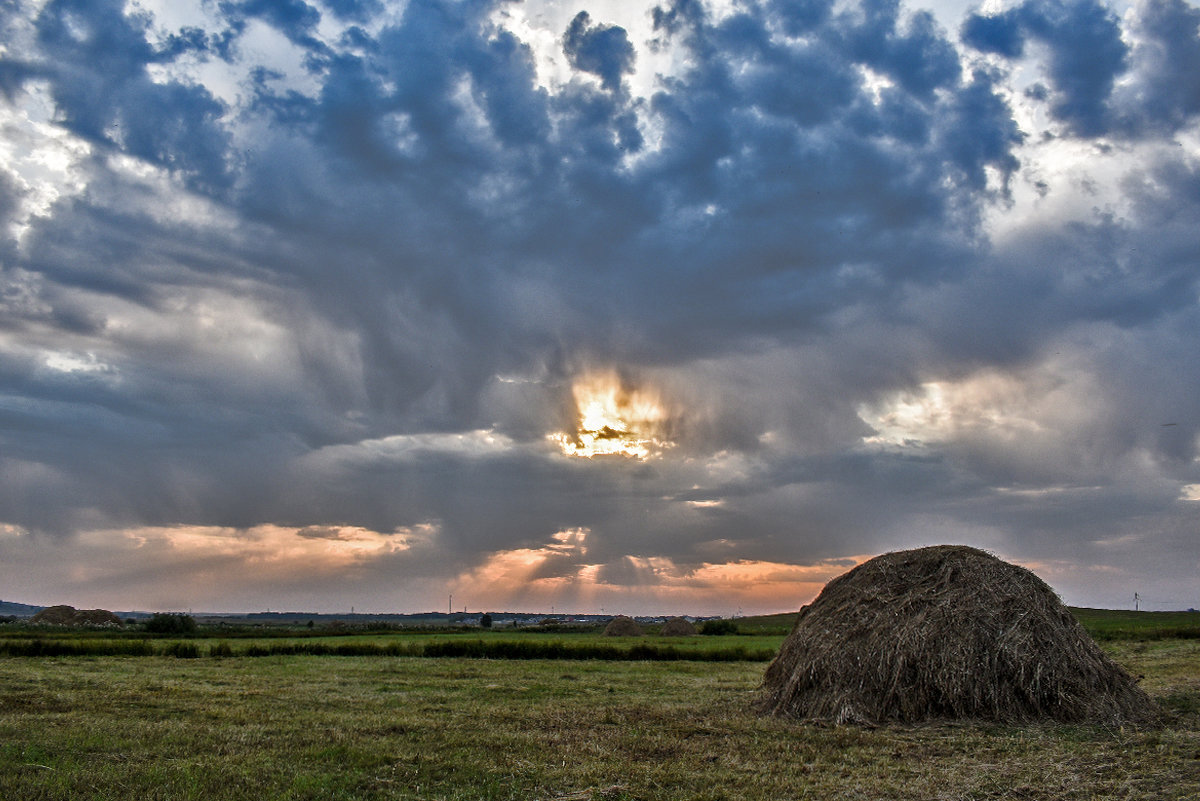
xmin=0 ymin=0 xmax=1198 ymax=614
xmin=552 ymin=370 xmax=673 ymax=458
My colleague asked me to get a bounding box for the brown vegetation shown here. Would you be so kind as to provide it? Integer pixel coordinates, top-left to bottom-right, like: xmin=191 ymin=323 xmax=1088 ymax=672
xmin=603 ymin=615 xmax=644 ymax=636
xmin=30 ymin=605 xmax=122 ymax=627
xmin=760 ymin=545 xmax=1158 ymax=725
xmin=659 ymin=617 xmax=697 ymax=636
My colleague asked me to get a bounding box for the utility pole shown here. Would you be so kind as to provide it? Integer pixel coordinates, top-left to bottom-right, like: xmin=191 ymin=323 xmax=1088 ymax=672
xmin=448 ymin=594 xmax=453 ymax=615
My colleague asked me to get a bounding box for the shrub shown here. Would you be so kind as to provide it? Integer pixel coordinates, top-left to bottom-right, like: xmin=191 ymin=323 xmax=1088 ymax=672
xmin=163 ymin=641 xmax=200 ymax=659
xmin=0 ymin=639 xmax=152 ymax=657
xmin=145 ymin=613 xmax=198 ymax=635
xmin=699 ymin=619 xmax=739 ymax=636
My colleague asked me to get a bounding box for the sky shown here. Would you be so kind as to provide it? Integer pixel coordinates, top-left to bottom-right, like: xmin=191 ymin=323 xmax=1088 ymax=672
xmin=0 ymin=0 xmax=1197 ymax=616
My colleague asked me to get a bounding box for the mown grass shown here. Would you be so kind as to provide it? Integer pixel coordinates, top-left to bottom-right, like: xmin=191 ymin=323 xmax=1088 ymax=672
xmin=1 ymin=639 xmax=1198 ymax=800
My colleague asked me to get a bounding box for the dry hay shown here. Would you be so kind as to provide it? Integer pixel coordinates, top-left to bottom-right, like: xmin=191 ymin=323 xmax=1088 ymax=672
xmin=30 ymin=605 xmax=122 ymax=627
xmin=760 ymin=545 xmax=1157 ymax=726
xmin=75 ymin=608 xmax=123 ymax=626
xmin=659 ymin=617 xmax=697 ymax=636
xmin=603 ymin=615 xmax=644 ymax=636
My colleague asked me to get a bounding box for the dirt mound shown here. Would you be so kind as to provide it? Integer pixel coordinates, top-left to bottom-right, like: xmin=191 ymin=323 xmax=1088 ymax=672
xmin=760 ymin=545 xmax=1157 ymax=725
xmin=30 ymin=605 xmax=122 ymax=627
xmin=659 ymin=617 xmax=697 ymax=636
xmin=603 ymin=615 xmax=644 ymax=636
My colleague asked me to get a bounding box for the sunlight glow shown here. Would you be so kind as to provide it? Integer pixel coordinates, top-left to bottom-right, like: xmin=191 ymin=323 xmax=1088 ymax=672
xmin=552 ymin=371 xmax=673 ymax=459
xmin=858 ymin=371 xmax=1050 ymax=449
xmin=459 ymin=541 xmax=871 ymax=615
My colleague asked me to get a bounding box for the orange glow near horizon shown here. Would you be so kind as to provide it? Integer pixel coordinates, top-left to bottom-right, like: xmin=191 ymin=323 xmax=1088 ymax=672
xmin=457 ymin=534 xmax=872 ymax=614
xmin=551 ymin=370 xmax=673 ymax=459
xmin=8 ymin=519 xmax=868 ymax=616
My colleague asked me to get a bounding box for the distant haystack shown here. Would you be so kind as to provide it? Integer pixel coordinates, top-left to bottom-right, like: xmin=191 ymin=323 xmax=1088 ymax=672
xmin=31 ymin=605 xmax=122 ymax=627
xmin=603 ymin=615 xmax=644 ymax=636
xmin=760 ymin=545 xmax=1157 ymax=725
xmin=74 ymin=608 xmax=123 ymax=626
xmin=659 ymin=617 xmax=697 ymax=636
xmin=30 ymin=605 xmax=78 ymax=625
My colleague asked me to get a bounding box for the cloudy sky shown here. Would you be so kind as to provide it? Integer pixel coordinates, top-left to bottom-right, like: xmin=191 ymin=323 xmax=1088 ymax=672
xmin=0 ymin=0 xmax=1197 ymax=615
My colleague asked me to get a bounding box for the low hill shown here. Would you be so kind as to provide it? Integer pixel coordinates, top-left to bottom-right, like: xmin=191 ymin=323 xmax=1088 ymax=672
xmin=0 ymin=600 xmax=45 ymax=618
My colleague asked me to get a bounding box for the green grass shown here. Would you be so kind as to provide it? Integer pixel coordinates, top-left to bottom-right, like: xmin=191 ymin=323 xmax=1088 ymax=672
xmin=724 ymin=612 xmax=797 ymax=635
xmin=0 ymin=627 xmax=785 ymax=661
xmin=4 ymin=607 xmax=1196 ymax=656
xmin=1 ymin=640 xmax=1198 ymax=800
xmin=1069 ymin=608 xmax=1200 ymax=640
xmin=737 ymin=608 xmax=1200 ymax=640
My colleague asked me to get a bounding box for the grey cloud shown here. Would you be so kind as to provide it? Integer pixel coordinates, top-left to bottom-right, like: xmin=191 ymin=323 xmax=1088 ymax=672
xmin=841 ymin=0 xmax=961 ymax=100
xmin=296 ymin=526 xmax=356 ymax=540
xmin=24 ymin=0 xmax=233 ymax=190
xmin=563 ymin=11 xmax=637 ymax=91
xmin=222 ymin=0 xmax=326 ymax=51
xmin=1112 ymin=0 xmax=1200 ymax=135
xmin=322 ymin=0 xmax=384 ymax=24
xmin=962 ymin=0 xmax=1128 ymax=137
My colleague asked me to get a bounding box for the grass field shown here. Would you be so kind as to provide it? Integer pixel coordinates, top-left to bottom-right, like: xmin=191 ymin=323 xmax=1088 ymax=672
xmin=0 ymin=629 xmax=785 ymax=661
xmin=1 ymin=631 xmax=1199 ymax=799
xmin=1068 ymin=608 xmax=1200 ymax=640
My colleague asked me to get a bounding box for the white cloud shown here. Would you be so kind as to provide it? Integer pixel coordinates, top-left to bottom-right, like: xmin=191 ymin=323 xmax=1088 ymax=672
xmin=0 ymin=83 xmax=92 ymax=243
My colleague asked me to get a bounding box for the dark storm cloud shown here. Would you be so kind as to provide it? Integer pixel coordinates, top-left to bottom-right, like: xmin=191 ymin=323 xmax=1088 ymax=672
xmin=0 ymin=0 xmax=1198 ymax=610
xmin=23 ymin=0 xmax=232 ymax=189
xmin=960 ymin=8 xmax=1024 ymax=58
xmin=563 ymin=11 xmax=636 ymax=91
xmin=842 ymin=0 xmax=961 ymax=99
xmin=960 ymin=0 xmax=1200 ymax=138
xmin=961 ymin=0 xmax=1128 ymax=136
xmin=322 ymin=0 xmax=385 ymax=24
xmin=1114 ymin=0 xmax=1200 ymax=135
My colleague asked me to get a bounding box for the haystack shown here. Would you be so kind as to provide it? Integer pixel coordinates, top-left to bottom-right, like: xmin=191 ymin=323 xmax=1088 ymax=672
xmin=760 ymin=545 xmax=1157 ymax=725
xmin=603 ymin=615 xmax=644 ymax=636
xmin=659 ymin=616 xmax=697 ymax=636
xmin=30 ymin=605 xmax=121 ymax=626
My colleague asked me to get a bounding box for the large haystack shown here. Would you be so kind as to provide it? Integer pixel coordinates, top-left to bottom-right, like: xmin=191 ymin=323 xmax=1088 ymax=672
xmin=30 ymin=605 xmax=121 ymax=626
xmin=603 ymin=615 xmax=644 ymax=636
xmin=31 ymin=605 xmax=79 ymax=625
xmin=659 ymin=617 xmax=697 ymax=636
xmin=761 ymin=545 xmax=1157 ymax=725
xmin=75 ymin=608 xmax=122 ymax=626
